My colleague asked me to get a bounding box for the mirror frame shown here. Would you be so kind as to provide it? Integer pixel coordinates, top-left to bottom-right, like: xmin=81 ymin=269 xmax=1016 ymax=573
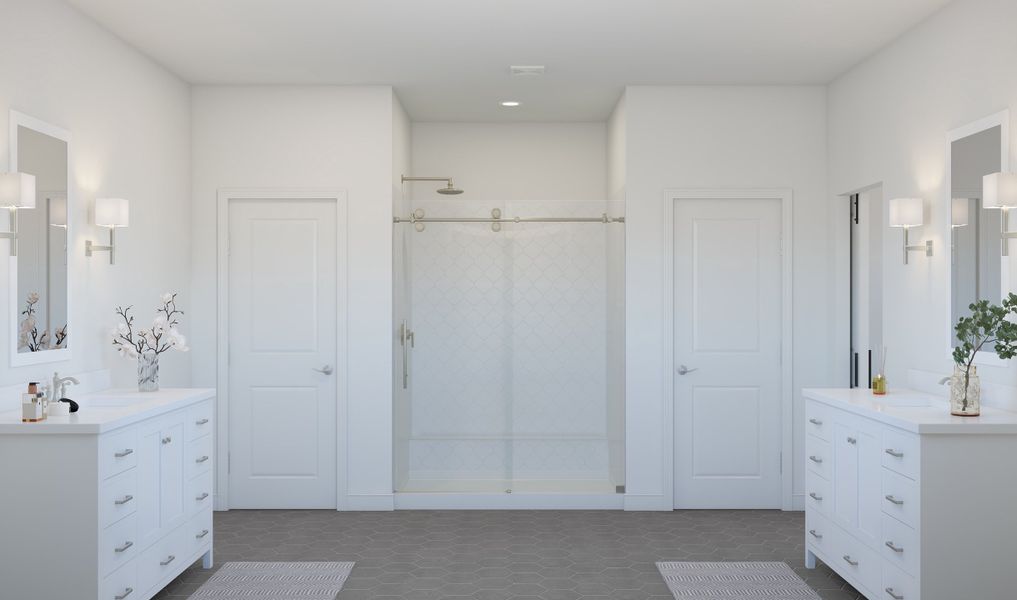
xmin=944 ymin=109 xmax=1011 ymax=367
xmin=9 ymin=110 xmax=73 ymax=367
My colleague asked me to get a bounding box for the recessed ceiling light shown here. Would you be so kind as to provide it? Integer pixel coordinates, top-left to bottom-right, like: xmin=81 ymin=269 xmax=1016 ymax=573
xmin=501 ymin=101 xmax=521 ymax=107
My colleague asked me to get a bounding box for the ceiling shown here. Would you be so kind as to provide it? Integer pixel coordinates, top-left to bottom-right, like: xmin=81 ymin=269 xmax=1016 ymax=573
xmin=65 ymin=0 xmax=951 ymax=122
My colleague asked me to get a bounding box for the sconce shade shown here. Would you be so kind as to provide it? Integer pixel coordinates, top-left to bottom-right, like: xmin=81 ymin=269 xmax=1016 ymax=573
xmin=983 ymin=172 xmax=1017 ymax=209
xmin=0 ymin=172 xmax=36 ymax=209
xmin=952 ymin=198 xmax=970 ymax=228
xmin=889 ymin=197 xmax=923 ymax=227
xmin=94 ymin=197 xmax=129 ymax=227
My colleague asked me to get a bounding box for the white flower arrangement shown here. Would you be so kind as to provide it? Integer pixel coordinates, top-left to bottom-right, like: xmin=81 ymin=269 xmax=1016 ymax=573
xmin=18 ymin=292 xmax=65 ymax=351
xmin=111 ymin=292 xmax=189 ymax=358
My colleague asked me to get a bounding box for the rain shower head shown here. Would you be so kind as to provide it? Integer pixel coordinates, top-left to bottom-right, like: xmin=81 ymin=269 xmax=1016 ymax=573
xmin=436 ymin=182 xmax=463 ymax=195
xmin=402 ymin=175 xmax=464 ymax=196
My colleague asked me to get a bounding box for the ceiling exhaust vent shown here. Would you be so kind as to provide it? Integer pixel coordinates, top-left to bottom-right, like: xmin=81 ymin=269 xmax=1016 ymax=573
xmin=509 ymin=65 xmax=545 ymax=77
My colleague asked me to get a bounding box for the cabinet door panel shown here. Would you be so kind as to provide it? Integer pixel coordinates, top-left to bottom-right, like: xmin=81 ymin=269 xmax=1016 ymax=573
xmin=833 ymin=422 xmax=859 ymax=528
xmin=160 ymin=421 xmax=186 ymax=532
xmin=856 ymin=425 xmax=882 ymax=546
xmin=136 ymin=420 xmax=163 ymax=549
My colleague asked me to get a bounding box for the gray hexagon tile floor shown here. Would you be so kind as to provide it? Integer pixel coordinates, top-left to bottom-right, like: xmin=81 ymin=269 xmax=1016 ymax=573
xmin=153 ymin=510 xmax=863 ymax=600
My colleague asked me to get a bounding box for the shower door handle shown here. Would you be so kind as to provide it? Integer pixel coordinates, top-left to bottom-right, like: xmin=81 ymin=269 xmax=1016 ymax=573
xmin=400 ymin=320 xmax=413 ymax=389
xmin=676 ymin=365 xmax=698 ymax=376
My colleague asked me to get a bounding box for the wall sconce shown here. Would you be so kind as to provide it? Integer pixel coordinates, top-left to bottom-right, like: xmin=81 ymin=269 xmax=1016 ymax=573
xmin=889 ymin=197 xmax=933 ymax=265
xmin=85 ymin=197 xmax=129 ymax=264
xmin=0 ymin=172 xmax=36 ymax=256
xmin=983 ymin=172 xmax=1017 ymax=256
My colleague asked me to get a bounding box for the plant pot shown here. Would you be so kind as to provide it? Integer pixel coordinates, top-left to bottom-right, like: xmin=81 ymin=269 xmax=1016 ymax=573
xmin=138 ymin=352 xmax=160 ymax=393
xmin=950 ymin=365 xmax=980 ymax=417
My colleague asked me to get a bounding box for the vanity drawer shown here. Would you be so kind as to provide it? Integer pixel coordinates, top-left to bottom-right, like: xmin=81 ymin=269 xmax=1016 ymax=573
xmin=835 ymin=529 xmax=882 ymax=596
xmin=99 ymin=427 xmax=139 ymax=480
xmin=100 ymin=468 xmax=138 ymax=529
xmin=186 ymin=435 xmax=213 ymax=479
xmin=805 ymin=471 xmax=831 ymax=516
xmin=806 ymin=401 xmax=831 ymax=441
xmin=881 ymin=469 xmax=919 ymax=528
xmin=186 ymin=400 xmax=214 ymax=441
xmin=184 ymin=510 xmax=214 ymax=557
xmin=806 ymin=435 xmax=832 ymax=480
xmin=805 ymin=510 xmax=836 ymax=556
xmin=101 ymin=513 xmax=138 ymax=577
xmin=882 ymin=428 xmax=919 ymax=481
xmin=881 ymin=512 xmax=919 ymax=576
xmin=137 ymin=525 xmax=186 ymax=595
xmin=101 ymin=561 xmax=138 ymax=600
xmin=882 ymin=562 xmax=919 ymax=600
xmin=187 ymin=470 xmax=214 ymax=516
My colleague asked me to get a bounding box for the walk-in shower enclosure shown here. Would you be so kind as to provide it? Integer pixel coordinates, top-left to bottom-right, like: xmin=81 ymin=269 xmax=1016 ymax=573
xmin=393 ymin=197 xmax=625 ymax=506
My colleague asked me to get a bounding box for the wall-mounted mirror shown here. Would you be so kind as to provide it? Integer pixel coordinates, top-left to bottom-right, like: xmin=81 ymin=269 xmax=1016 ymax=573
xmin=948 ymin=112 xmax=1009 ymax=352
xmin=9 ymin=111 xmax=71 ymax=366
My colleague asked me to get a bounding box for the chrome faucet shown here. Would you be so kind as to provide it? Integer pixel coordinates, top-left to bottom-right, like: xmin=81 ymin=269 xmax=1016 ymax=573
xmin=52 ymin=372 xmax=79 ymax=400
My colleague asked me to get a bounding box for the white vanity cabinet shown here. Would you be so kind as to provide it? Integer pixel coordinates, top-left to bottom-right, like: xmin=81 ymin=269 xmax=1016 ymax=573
xmin=0 ymin=389 xmax=214 ymax=600
xmin=804 ymin=388 xmax=1017 ymax=600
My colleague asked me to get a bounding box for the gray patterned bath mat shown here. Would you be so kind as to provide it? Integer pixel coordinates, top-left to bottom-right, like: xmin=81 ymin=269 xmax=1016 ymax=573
xmin=657 ymin=561 xmax=820 ymax=598
xmin=188 ymin=562 xmax=355 ymax=598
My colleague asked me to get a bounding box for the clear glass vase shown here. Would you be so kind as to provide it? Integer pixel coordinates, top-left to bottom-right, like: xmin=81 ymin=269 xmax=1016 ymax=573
xmin=950 ymin=365 xmax=980 ymax=416
xmin=138 ymin=352 xmax=160 ymax=392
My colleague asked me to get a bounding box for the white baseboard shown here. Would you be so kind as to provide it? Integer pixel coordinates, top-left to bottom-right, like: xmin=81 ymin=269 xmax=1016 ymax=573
xmin=344 ymin=493 xmax=395 ymax=511
xmin=394 ymin=493 xmax=623 ymax=510
xmin=790 ymin=493 xmax=805 ymax=512
xmin=623 ymin=493 xmax=671 ymax=511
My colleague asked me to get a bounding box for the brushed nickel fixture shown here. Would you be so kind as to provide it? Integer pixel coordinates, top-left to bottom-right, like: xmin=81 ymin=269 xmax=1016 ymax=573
xmin=401 ymin=175 xmax=463 ymax=195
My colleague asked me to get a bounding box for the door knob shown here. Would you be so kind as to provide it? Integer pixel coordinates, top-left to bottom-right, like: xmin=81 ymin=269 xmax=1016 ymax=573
xmin=312 ymin=365 xmax=334 ymax=375
xmin=676 ymin=365 xmax=699 ymax=376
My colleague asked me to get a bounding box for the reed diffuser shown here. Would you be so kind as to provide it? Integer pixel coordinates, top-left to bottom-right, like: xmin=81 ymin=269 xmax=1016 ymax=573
xmin=872 ymin=346 xmax=887 ymax=395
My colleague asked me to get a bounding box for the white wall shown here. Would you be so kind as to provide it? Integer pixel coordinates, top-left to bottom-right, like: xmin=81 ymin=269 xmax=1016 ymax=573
xmin=828 ymin=0 xmax=1017 ymax=399
xmin=392 ymin=95 xmax=412 ymax=490
xmin=0 ymin=0 xmax=191 ymax=388
xmin=190 ymin=86 xmax=399 ymax=509
xmin=623 ymin=86 xmax=831 ymax=509
xmin=410 ymin=122 xmax=606 ymax=201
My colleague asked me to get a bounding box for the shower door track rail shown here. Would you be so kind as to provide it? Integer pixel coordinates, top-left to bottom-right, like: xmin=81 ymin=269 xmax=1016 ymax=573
xmin=393 ymin=213 xmax=625 ymax=224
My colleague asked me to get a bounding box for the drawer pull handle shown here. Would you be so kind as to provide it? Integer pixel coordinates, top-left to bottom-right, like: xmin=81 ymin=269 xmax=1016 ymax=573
xmin=885 ymin=587 xmax=904 ymax=600
xmin=114 ymin=541 xmax=134 ymax=553
xmin=885 ymin=541 xmax=904 ymax=553
xmin=809 ymin=492 xmax=823 ymax=501
xmin=196 ymin=529 xmax=210 ymax=539
xmin=842 ymin=555 xmax=858 ymax=566
xmin=196 ymin=418 xmax=210 ymax=425
xmin=808 ymin=455 xmax=823 ymax=464
xmin=809 ymin=418 xmax=823 ymax=426
xmin=162 ymin=436 xmax=172 ymax=445
xmin=160 ymin=555 xmax=176 ymax=566
xmin=846 ymin=437 xmax=857 ymax=444
xmin=196 ymin=492 xmax=210 ymax=501
xmin=114 ymin=588 xmax=134 ymax=600
xmin=114 ymin=449 xmax=134 ymax=458
xmin=885 ymin=449 xmax=904 ymax=458
xmin=114 ymin=494 xmax=134 ymax=506
xmin=196 ymin=455 xmax=210 ymax=464
xmin=808 ymin=529 xmax=822 ymax=539
xmin=885 ymin=494 xmax=905 ymax=506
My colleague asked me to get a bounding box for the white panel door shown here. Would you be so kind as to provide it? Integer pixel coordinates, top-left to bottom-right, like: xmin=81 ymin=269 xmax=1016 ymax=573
xmin=673 ymin=197 xmax=783 ymax=508
xmin=229 ymin=198 xmax=338 ymax=508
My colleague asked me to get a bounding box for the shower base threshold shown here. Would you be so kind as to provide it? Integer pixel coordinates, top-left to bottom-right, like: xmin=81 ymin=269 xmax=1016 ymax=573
xmin=394 ymin=479 xmax=624 ymax=510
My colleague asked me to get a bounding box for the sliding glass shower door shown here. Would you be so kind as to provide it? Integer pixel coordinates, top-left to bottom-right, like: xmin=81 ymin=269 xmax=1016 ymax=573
xmin=393 ymin=200 xmax=624 ymax=495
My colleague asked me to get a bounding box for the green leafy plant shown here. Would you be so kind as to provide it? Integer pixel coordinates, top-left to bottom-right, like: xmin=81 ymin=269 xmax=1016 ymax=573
xmin=952 ymin=293 xmax=1017 ymax=409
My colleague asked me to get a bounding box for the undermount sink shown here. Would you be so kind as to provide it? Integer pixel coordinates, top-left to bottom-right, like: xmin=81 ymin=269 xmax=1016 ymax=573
xmin=82 ymin=396 xmax=147 ymax=407
xmin=871 ymin=393 xmax=933 ymax=408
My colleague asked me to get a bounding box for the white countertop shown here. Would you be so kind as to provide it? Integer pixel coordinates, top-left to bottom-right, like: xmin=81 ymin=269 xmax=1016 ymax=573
xmin=803 ymin=387 xmax=1017 ymax=434
xmin=0 ymin=388 xmax=214 ymax=434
